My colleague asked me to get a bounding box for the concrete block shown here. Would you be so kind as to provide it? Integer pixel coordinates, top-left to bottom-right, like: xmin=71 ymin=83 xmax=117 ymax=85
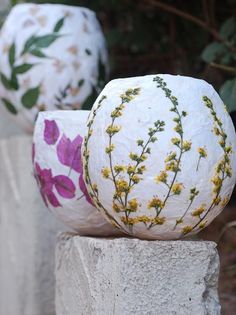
xmin=56 ymin=235 xmax=221 ymax=315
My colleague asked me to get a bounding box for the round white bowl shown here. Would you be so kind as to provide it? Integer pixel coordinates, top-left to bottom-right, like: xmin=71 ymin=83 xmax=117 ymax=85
xmin=0 ymin=3 xmax=108 ymax=132
xmin=33 ymin=110 xmax=122 ymax=236
xmin=83 ymin=74 xmax=236 ymax=239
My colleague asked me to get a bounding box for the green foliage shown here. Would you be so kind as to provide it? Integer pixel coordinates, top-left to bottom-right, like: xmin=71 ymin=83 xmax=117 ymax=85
xmin=1 ymin=98 xmax=17 ymax=114
xmin=21 ymin=86 xmax=40 ymax=109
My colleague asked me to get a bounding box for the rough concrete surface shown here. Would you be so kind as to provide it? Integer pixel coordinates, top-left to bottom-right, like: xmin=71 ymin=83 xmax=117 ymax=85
xmin=56 ymin=235 xmax=221 ymax=315
xmin=0 ymin=135 xmax=66 ymax=315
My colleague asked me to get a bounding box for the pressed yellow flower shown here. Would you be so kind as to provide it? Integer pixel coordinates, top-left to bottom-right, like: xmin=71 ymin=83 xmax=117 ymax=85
xmin=213 ymin=127 xmax=220 ymax=135
xmin=174 ymin=124 xmax=182 ymax=133
xmin=225 ymin=166 xmax=232 ymax=177
xmin=191 ymin=204 xmax=206 ymax=217
xmin=136 ymin=215 xmax=151 ymax=223
xmin=213 ymin=196 xmax=221 ymax=205
xmin=148 ymin=197 xmax=164 ymax=209
xmin=101 ymin=167 xmax=110 ymax=178
xmin=211 ymin=175 xmax=222 ymax=187
xmin=129 ymin=152 xmax=139 ymax=161
xmin=165 ymin=160 xmax=179 ymax=172
xmin=225 ymin=146 xmax=232 ymax=154
xmin=113 ymin=202 xmax=121 ymax=213
xmin=171 ymin=137 xmax=180 ymax=146
xmin=171 ymin=183 xmax=183 ymax=195
xmin=175 ymin=218 xmax=183 ymax=225
xmin=221 ymin=196 xmax=230 ymax=207
xmin=155 ymin=171 xmax=168 ymax=183
xmin=182 ymin=141 xmax=192 ymax=151
xmin=137 ymin=165 xmax=146 ymax=174
xmin=140 ymin=154 xmax=147 ymax=161
xmin=106 ymin=125 xmax=121 ymax=136
xmin=199 ymin=221 xmax=207 ymax=229
xmin=218 ymin=138 xmax=225 ymax=147
xmin=116 ymin=179 xmax=130 ymax=193
xmin=151 ymin=216 xmax=166 ymax=225
xmin=127 ymin=165 xmax=136 ymax=174
xmin=127 ymin=198 xmax=139 ymax=212
xmin=198 ymin=147 xmax=207 ymax=158
xmin=182 ymin=226 xmax=193 ymax=235
xmin=111 ymin=109 xmax=122 ymax=118
xmin=114 ymin=165 xmax=126 ymax=173
xmin=105 ymin=144 xmax=115 ymax=154
xmin=121 ymin=216 xmax=135 ymax=225
xmin=131 ymin=174 xmax=141 ymax=184
xmin=165 ymin=152 xmax=176 ymax=163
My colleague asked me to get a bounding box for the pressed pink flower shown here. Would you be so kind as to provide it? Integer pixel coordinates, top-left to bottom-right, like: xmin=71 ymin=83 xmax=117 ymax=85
xmin=44 ymin=119 xmax=60 ymax=145
xmin=79 ymin=172 xmax=93 ymax=205
xmin=56 ymin=134 xmax=83 ymax=173
xmin=54 ymin=175 xmax=76 ymax=199
xmin=34 ymin=162 xmax=61 ymax=207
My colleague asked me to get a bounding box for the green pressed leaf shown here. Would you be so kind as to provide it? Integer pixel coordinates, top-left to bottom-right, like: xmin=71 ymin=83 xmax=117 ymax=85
xmin=53 ymin=17 xmax=65 ymax=33
xmin=85 ymin=48 xmax=92 ymax=55
xmin=1 ymin=98 xmax=17 ymax=114
xmin=21 ymin=86 xmax=40 ymax=109
xmin=10 ymin=73 xmax=19 ymax=90
xmin=9 ymin=43 xmax=16 ymax=67
xmin=220 ymin=78 xmax=236 ymax=112
xmin=82 ymin=86 xmax=98 ymax=110
xmin=30 ymin=49 xmax=47 ymax=58
xmin=21 ymin=35 xmax=37 ymax=55
xmin=0 ymin=73 xmax=12 ymax=89
xmin=14 ymin=63 xmax=34 ymax=74
xmin=33 ymin=34 xmax=62 ymax=48
xmin=220 ymin=17 xmax=236 ymax=40
xmin=201 ymin=42 xmax=226 ymax=63
xmin=78 ymin=79 xmax=85 ymax=87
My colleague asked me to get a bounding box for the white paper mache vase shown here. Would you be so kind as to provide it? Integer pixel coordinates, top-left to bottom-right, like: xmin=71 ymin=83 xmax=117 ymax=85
xmin=33 ymin=110 xmax=122 ymax=236
xmin=82 ymin=74 xmax=236 ymax=240
xmin=0 ymin=3 xmax=108 ymax=132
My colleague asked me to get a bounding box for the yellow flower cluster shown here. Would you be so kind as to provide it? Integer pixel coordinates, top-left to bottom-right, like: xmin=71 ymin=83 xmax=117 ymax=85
xmin=171 ymin=137 xmax=180 ymax=146
xmin=182 ymin=141 xmax=192 ymax=151
xmin=182 ymin=226 xmax=193 ymax=235
xmin=198 ymin=147 xmax=207 ymax=158
xmin=155 ymin=171 xmax=168 ymax=183
xmin=191 ymin=204 xmax=206 ymax=217
xmin=101 ymin=167 xmax=110 ymax=178
xmin=171 ymin=182 xmax=183 ymax=195
xmin=114 ymin=165 xmax=126 ymax=173
xmin=165 ymin=152 xmax=176 ymax=163
xmin=127 ymin=198 xmax=139 ymax=212
xmin=121 ymin=215 xmax=166 ymax=225
xmin=221 ymin=196 xmax=230 ymax=207
xmin=116 ymin=179 xmax=131 ymax=195
xmin=106 ymin=124 xmax=121 ymax=136
xmin=148 ymin=197 xmax=164 ymax=209
xmin=211 ymin=175 xmax=222 ymax=194
xmin=131 ymin=174 xmax=141 ymax=184
xmin=105 ymin=144 xmax=115 ymax=154
xmin=165 ymin=160 xmax=179 ymax=172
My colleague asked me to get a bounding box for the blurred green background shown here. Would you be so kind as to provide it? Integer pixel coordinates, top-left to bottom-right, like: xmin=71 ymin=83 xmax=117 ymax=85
xmin=3 ymin=0 xmax=236 ymax=113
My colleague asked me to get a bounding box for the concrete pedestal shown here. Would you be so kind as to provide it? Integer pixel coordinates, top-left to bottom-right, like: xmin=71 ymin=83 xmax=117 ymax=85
xmin=56 ymin=235 xmax=221 ymax=315
xmin=0 ymin=135 xmax=66 ymax=315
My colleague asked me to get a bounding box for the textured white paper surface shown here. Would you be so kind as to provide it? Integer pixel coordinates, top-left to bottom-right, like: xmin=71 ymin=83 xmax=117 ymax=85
xmin=0 ymin=3 xmax=108 ymax=132
xmin=83 ymin=74 xmax=236 ymax=239
xmin=33 ymin=110 xmax=122 ymax=236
